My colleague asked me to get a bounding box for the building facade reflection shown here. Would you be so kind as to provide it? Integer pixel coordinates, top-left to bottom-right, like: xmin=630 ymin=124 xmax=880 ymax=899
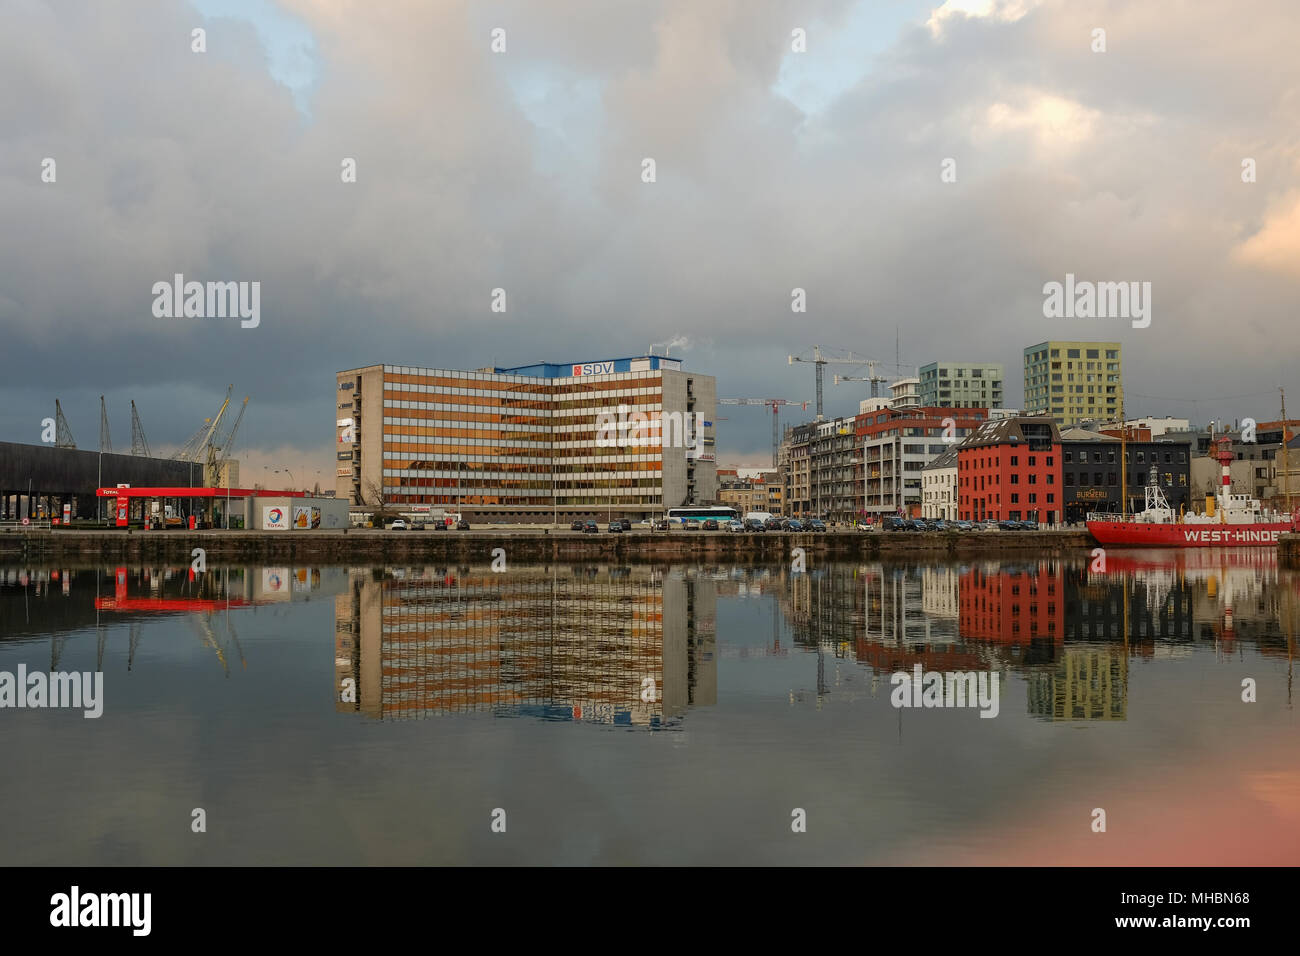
xmin=334 ymin=566 xmax=717 ymax=724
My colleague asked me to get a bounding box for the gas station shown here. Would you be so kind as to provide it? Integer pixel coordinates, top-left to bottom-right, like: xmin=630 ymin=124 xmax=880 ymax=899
xmin=94 ymin=486 xmax=347 ymax=530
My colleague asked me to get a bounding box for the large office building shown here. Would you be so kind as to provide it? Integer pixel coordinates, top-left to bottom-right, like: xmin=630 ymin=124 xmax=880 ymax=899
xmin=336 ymin=355 xmax=717 ymax=522
xmin=1023 ymin=341 xmax=1122 ymax=426
xmin=918 ymin=362 xmax=1004 ymax=409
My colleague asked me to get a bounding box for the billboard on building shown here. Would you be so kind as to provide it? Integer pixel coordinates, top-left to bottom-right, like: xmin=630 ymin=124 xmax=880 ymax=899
xmin=264 ymin=506 xmax=289 ymax=530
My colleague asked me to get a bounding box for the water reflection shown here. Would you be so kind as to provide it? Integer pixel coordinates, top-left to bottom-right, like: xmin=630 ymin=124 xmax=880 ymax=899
xmin=333 ymin=566 xmax=716 ymax=725
xmin=2 ymin=551 xmax=1296 ymax=724
xmin=2 ymin=552 xmax=1297 ymax=864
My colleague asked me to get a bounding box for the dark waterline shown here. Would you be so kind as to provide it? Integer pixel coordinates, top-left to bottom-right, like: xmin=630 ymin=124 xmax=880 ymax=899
xmin=1 ymin=551 xmax=1296 ymax=865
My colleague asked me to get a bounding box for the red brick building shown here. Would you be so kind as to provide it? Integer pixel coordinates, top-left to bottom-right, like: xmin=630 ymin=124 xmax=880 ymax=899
xmin=957 ymin=417 xmax=1062 ymax=524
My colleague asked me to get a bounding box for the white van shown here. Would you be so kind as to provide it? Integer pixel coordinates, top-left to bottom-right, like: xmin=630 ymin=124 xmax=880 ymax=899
xmin=744 ymin=512 xmax=775 ymax=525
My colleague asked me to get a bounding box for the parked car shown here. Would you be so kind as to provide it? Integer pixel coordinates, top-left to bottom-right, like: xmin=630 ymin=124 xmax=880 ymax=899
xmin=764 ymin=517 xmax=783 ymax=531
xmin=997 ymin=520 xmax=1019 ymax=531
xmin=745 ymin=518 xmax=766 ymax=533
xmin=390 ymin=519 xmax=407 ymax=530
xmin=1021 ymin=520 xmax=1039 ymax=530
xmin=619 ymin=518 xmax=632 ymax=531
xmin=570 ymin=520 xmax=585 ymax=531
xmin=654 ymin=519 xmax=669 ymax=531
xmin=682 ymin=521 xmax=700 ymax=530
xmin=953 ymin=520 xmax=973 ymax=532
xmin=702 ymin=519 xmax=719 ymax=530
xmin=932 ymin=520 xmax=949 ymax=531
xmin=787 ymin=519 xmax=803 ymax=532
xmin=807 ymin=519 xmax=826 ymax=532
xmin=411 ymin=520 xmax=426 ymax=530
xmin=608 ymin=521 xmax=623 ymax=533
xmin=725 ymin=520 xmax=745 ymax=533
xmin=455 ymin=519 xmax=471 ymax=530
xmin=583 ymin=521 xmax=599 ymax=534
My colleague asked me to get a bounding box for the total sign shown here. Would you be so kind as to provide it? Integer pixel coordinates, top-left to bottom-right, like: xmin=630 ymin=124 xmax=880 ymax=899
xmin=572 ymin=362 xmax=614 ymax=376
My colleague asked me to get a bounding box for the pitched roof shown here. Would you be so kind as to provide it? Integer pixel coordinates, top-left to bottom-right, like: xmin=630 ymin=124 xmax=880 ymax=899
xmin=960 ymin=416 xmax=1060 ymax=449
xmin=922 ymin=445 xmax=961 ymax=471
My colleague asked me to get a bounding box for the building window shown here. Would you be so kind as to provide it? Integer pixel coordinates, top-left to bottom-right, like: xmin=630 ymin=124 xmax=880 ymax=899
xmin=1065 ymin=473 xmax=1074 ymax=486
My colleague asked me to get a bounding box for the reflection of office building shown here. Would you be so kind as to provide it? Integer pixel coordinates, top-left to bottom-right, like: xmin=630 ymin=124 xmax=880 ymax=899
xmin=335 ymin=566 xmax=716 ymax=723
xmin=1064 ymin=566 xmax=1193 ymax=647
xmin=1026 ymin=645 xmax=1127 ymax=720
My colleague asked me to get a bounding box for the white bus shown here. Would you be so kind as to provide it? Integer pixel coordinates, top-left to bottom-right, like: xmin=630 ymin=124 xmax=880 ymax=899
xmin=665 ymin=506 xmax=740 ymax=526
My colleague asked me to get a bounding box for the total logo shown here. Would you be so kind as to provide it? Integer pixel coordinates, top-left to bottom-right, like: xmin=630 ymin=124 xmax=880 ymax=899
xmin=268 ymin=508 xmax=284 ymax=523
xmin=572 ymin=362 xmax=614 ymax=376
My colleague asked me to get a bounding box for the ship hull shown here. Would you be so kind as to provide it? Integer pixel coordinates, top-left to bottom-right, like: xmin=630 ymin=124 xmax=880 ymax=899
xmin=1086 ymin=520 xmax=1293 ymax=547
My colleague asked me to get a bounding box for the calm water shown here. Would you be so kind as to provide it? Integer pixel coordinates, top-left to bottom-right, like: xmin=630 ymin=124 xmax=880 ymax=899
xmin=1 ymin=552 xmax=1297 ymax=865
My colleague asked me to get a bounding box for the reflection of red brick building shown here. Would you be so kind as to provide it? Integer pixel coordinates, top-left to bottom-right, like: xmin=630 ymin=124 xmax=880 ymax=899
xmin=958 ymin=417 xmax=1062 ymax=524
xmin=959 ymin=564 xmax=1064 ymax=643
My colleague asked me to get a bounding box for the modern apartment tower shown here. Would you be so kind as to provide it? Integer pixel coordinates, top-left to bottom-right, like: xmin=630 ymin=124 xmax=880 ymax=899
xmin=918 ymin=362 xmax=1004 ymax=409
xmin=1023 ymin=341 xmax=1122 ymax=426
xmin=335 ymin=355 xmax=717 ymax=522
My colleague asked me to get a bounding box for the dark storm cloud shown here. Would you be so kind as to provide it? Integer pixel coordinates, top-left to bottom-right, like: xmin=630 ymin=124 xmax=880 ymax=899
xmin=2 ymin=0 xmax=1298 ymax=474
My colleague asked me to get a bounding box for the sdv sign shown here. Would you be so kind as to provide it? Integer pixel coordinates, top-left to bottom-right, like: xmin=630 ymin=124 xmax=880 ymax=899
xmin=571 ymin=362 xmax=614 ymax=376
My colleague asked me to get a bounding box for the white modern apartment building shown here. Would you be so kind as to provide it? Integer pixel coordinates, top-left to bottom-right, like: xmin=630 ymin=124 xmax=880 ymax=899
xmin=920 ymin=445 xmax=960 ymax=520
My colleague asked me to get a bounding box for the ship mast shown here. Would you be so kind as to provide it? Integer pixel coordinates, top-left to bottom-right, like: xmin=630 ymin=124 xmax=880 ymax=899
xmin=1119 ymin=401 xmax=1127 ymax=519
xmin=1282 ymin=387 xmax=1292 ymax=519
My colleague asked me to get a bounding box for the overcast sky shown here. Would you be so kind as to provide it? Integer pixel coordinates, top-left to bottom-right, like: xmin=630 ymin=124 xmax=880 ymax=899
xmin=4 ymin=0 xmax=1299 ymax=479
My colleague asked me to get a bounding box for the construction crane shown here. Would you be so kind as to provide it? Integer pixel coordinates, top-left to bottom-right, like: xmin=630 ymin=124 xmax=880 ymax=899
xmin=834 ymin=361 xmax=890 ymax=399
xmin=788 ymin=347 xmax=875 ymax=420
xmin=54 ymin=399 xmax=76 ymax=448
xmin=99 ymin=396 xmax=112 ymax=454
xmin=130 ymin=400 xmax=151 ymax=457
xmin=718 ymin=398 xmax=809 ymax=468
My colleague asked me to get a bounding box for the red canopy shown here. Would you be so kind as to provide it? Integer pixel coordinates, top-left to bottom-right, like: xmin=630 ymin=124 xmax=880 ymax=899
xmin=95 ymin=487 xmax=307 ymax=497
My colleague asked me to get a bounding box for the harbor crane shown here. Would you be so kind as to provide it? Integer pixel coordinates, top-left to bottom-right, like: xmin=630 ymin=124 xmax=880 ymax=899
xmin=718 ymin=398 xmax=809 ymax=468
xmin=788 ymin=347 xmax=875 ymax=420
xmin=53 ymin=399 xmax=76 ymax=448
xmin=172 ymin=385 xmax=234 ymax=470
xmin=207 ymin=395 xmax=249 ymax=488
xmin=130 ymin=400 xmax=151 ymax=457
